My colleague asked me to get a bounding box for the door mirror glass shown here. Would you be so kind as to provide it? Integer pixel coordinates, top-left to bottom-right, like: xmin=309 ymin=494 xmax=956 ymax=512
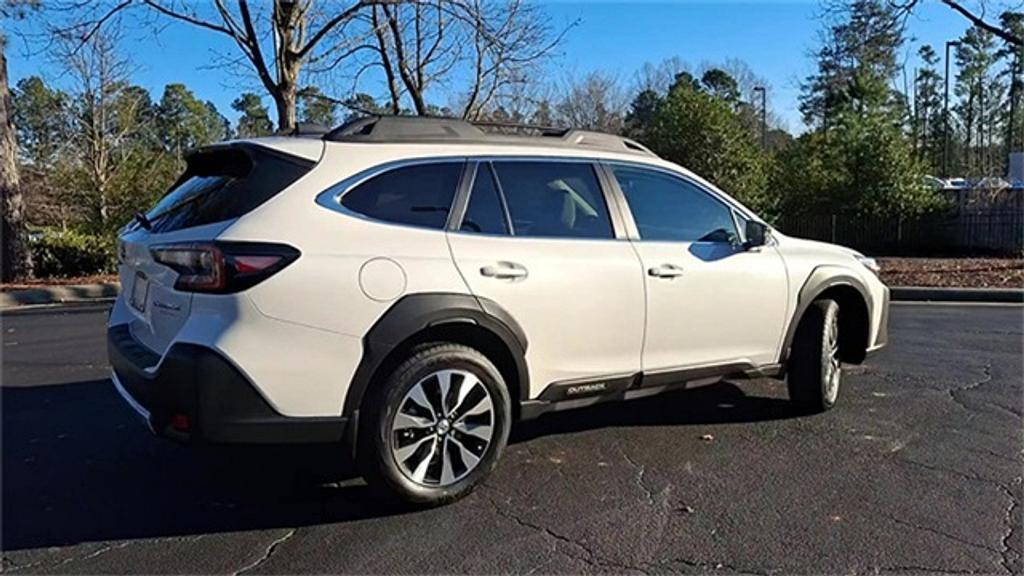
xmin=744 ymin=220 xmax=769 ymax=249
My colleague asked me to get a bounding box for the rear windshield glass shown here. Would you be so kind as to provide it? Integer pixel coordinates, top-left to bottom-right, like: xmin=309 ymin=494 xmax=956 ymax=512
xmin=143 ymin=146 xmax=314 ymax=233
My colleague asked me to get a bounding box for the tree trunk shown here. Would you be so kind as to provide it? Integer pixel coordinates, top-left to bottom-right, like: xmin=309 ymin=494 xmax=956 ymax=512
xmin=0 ymin=39 xmax=33 ymax=282
xmin=273 ymin=84 xmax=298 ymax=133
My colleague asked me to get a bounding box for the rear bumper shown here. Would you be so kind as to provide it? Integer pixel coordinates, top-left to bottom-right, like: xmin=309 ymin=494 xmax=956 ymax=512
xmin=107 ymin=324 xmax=349 ymax=444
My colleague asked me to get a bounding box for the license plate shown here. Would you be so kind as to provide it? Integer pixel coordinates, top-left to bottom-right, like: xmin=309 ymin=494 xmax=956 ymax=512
xmin=130 ymin=273 xmax=149 ymax=312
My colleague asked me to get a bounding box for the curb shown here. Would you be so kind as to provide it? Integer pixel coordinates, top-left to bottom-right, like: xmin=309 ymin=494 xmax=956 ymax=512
xmin=0 ymin=283 xmax=121 ymax=309
xmin=890 ymin=286 xmax=1024 ymax=303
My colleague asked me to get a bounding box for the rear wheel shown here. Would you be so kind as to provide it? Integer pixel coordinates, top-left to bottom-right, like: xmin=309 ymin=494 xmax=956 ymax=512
xmin=358 ymin=343 xmax=511 ymax=506
xmin=787 ymin=299 xmax=842 ymax=413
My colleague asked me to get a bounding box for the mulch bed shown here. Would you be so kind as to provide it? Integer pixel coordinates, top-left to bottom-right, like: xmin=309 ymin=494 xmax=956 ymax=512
xmin=1 ymin=274 xmax=118 ymax=291
xmin=879 ymin=258 xmax=1024 ymax=289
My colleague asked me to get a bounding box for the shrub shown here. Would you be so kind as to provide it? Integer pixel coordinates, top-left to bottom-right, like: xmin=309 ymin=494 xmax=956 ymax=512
xmin=29 ymin=229 xmax=117 ymax=279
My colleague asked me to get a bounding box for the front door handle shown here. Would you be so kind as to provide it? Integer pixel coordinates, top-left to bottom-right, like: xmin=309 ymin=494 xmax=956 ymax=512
xmin=480 ymin=262 xmax=528 ymax=280
xmin=648 ymin=264 xmax=684 ymax=278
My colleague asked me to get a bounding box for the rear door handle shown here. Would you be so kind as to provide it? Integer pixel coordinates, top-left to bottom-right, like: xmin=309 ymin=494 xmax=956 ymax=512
xmin=480 ymin=262 xmax=528 ymax=280
xmin=648 ymin=264 xmax=684 ymax=278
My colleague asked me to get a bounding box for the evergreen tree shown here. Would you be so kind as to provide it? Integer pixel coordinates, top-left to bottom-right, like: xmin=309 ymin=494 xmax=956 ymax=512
xmin=297 ymin=86 xmax=338 ymax=127
xmin=954 ymin=27 xmax=1005 ymax=177
xmin=156 ymin=83 xmax=228 ymax=160
xmin=623 ymin=89 xmax=661 ymax=141
xmin=700 ymin=68 xmax=740 ymax=103
xmin=12 ymin=76 xmax=69 ymax=170
xmin=647 ymin=81 xmax=773 ymax=216
xmin=785 ymin=0 xmax=939 ymax=218
xmin=997 ymin=12 xmax=1023 ymax=164
xmin=341 ymin=92 xmax=388 ymax=122
xmin=232 ymin=93 xmax=273 ymax=138
xmin=913 ymin=45 xmax=944 ymax=174
xmin=799 ymin=0 xmax=904 ymax=129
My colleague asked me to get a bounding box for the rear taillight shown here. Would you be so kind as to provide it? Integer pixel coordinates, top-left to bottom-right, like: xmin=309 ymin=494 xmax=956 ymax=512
xmin=150 ymin=242 xmax=300 ymax=294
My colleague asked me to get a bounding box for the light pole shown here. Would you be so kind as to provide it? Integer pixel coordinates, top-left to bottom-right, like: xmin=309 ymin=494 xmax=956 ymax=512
xmin=753 ymin=86 xmax=767 ymax=150
xmin=943 ymin=40 xmax=961 ymax=178
xmin=1009 ymin=51 xmax=1020 ymax=160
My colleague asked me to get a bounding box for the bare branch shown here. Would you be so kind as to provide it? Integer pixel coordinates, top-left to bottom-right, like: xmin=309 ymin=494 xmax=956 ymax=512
xmin=295 ymin=0 xmax=367 ymax=59
xmin=940 ymin=0 xmax=1022 ymax=46
xmin=139 ymin=0 xmax=235 ymax=36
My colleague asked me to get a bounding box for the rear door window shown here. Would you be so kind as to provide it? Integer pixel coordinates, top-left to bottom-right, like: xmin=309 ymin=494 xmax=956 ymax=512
xmin=490 ymin=161 xmax=613 ymax=240
xmin=341 ymin=162 xmax=462 ymax=229
xmin=146 ymin=147 xmax=313 ymax=233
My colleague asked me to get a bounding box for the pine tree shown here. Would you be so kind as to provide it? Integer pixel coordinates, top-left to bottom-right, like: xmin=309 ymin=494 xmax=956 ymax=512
xmin=954 ymin=27 xmax=1005 ymax=177
xmin=997 ymin=12 xmax=1023 ymax=167
xmin=232 ymin=93 xmax=274 ymax=138
xmin=913 ymin=45 xmax=944 ymax=174
xmin=799 ymin=0 xmax=904 ymax=129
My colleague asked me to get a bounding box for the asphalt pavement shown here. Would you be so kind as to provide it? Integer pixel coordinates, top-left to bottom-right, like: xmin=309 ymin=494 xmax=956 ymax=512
xmin=2 ymin=302 xmax=1021 ymax=574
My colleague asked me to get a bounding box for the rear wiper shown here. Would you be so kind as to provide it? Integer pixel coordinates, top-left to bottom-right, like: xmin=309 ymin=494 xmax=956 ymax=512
xmin=134 ymin=211 xmax=152 ymax=231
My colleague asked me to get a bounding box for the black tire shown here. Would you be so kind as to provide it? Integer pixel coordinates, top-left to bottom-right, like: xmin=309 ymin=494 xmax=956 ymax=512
xmin=787 ymin=298 xmax=842 ymax=413
xmin=357 ymin=342 xmax=511 ymax=506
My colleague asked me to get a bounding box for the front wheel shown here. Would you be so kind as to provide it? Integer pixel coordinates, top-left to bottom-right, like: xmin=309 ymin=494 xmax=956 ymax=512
xmin=358 ymin=343 xmax=511 ymax=506
xmin=787 ymin=299 xmax=842 ymax=413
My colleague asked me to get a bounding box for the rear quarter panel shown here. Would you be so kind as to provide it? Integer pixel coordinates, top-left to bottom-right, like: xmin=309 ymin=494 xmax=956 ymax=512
xmin=219 ymin=145 xmax=471 ymax=339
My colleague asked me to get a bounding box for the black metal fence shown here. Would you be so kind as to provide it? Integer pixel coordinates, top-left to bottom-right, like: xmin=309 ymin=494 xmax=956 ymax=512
xmin=777 ymin=209 xmax=1024 ymax=256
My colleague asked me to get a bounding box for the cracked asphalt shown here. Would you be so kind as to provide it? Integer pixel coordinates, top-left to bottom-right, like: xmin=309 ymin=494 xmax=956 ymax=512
xmin=2 ymin=302 xmax=1021 ymax=574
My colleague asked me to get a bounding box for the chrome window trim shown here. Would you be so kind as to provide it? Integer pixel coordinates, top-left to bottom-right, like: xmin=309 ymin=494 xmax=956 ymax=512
xmin=314 ymin=156 xmax=469 ymax=232
xmin=317 ymin=154 xmax=628 ymax=240
xmin=602 ymin=160 xmax=763 ymax=224
xmin=602 ymin=160 xmax=767 ymax=244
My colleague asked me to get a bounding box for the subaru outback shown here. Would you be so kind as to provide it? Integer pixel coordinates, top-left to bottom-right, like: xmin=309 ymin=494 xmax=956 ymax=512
xmin=108 ymin=116 xmax=889 ymax=505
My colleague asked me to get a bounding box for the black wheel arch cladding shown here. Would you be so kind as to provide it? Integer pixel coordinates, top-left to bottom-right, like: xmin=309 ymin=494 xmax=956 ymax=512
xmin=343 ymin=293 xmax=529 ymax=419
xmin=780 ymin=266 xmax=873 ymax=366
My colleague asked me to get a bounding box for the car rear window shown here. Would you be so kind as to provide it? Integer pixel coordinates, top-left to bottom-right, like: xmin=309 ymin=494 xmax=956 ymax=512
xmin=144 ymin=146 xmax=314 ymax=233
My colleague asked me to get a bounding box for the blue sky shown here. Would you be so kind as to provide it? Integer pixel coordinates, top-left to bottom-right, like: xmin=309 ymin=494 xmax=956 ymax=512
xmin=7 ymin=1 xmax=971 ymax=132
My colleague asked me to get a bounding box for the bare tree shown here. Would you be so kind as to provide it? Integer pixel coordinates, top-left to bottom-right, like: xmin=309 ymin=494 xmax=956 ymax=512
xmin=62 ymin=32 xmax=126 ymax=227
xmin=367 ymin=1 xmax=460 ymax=115
xmin=1 ymin=35 xmax=33 ymax=281
xmin=50 ymin=29 xmax=173 ymax=231
xmin=634 ymin=57 xmax=691 ymax=95
xmin=44 ymin=0 xmax=381 ymax=132
xmin=555 ymin=71 xmax=628 ymax=134
xmin=359 ymin=0 xmax=570 ymax=119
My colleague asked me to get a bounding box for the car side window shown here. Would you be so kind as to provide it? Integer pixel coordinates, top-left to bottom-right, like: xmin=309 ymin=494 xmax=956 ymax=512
xmin=460 ymin=163 xmax=509 ymax=235
xmin=341 ymin=162 xmax=462 ymax=229
xmin=612 ymin=165 xmax=739 ymax=243
xmin=491 ymin=161 xmax=614 ymax=240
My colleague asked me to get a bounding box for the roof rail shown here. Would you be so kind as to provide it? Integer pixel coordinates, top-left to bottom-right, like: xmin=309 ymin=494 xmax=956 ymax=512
xmin=470 ymin=120 xmax=571 ymax=137
xmin=323 ymin=115 xmax=656 ymax=157
xmin=282 ymin=122 xmax=330 ymax=137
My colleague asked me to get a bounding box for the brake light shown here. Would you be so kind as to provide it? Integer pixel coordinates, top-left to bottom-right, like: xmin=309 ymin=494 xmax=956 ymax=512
xmin=150 ymin=242 xmax=300 ymax=293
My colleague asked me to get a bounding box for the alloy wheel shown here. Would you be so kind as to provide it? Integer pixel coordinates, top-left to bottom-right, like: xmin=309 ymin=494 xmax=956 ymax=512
xmin=823 ymin=310 xmax=841 ymax=403
xmin=390 ymin=369 xmax=494 ymax=487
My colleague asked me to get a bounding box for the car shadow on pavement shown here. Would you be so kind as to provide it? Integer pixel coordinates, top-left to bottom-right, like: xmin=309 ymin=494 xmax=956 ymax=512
xmin=511 ymin=378 xmax=799 ymax=443
xmin=2 ymin=377 xmax=798 ymax=551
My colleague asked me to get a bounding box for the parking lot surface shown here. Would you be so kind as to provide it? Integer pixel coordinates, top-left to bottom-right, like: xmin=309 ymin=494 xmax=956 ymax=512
xmin=2 ymin=302 xmax=1021 ymax=574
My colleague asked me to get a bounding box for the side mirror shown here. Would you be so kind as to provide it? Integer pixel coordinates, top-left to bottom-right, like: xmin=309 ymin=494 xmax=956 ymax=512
xmin=743 ymin=220 xmax=769 ymax=250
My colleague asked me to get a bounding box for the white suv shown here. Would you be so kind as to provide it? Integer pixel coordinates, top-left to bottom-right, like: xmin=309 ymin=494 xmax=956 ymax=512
xmin=108 ymin=116 xmax=889 ymax=505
